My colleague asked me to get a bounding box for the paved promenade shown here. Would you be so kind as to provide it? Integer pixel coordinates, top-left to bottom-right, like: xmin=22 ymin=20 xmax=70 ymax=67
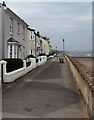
xmin=2 ymin=55 xmax=88 ymax=118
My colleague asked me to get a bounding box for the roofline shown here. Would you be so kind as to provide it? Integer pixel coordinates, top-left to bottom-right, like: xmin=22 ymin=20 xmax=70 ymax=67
xmin=28 ymin=28 xmax=35 ymax=31
xmin=5 ymin=8 xmax=29 ymax=27
xmin=35 ymin=32 xmax=40 ymax=37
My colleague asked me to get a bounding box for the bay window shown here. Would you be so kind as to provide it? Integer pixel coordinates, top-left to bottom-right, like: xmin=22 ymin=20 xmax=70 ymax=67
xmin=8 ymin=45 xmax=18 ymax=58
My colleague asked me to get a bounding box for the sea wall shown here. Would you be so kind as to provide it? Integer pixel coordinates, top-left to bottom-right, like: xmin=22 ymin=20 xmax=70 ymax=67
xmin=64 ymin=54 xmax=94 ymax=118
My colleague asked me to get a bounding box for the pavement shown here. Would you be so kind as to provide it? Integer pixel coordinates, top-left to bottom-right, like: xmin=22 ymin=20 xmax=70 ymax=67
xmin=2 ymin=55 xmax=88 ymax=118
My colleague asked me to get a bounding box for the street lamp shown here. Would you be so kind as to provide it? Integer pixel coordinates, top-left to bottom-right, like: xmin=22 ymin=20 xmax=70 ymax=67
xmin=62 ymin=39 xmax=65 ymax=53
xmin=56 ymin=46 xmax=57 ymax=51
xmin=56 ymin=46 xmax=57 ymax=54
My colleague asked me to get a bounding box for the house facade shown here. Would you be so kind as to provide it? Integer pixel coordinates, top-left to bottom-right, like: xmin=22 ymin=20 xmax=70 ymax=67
xmin=0 ymin=2 xmax=28 ymax=60
xmin=41 ymin=37 xmax=51 ymax=55
xmin=27 ymin=29 xmax=41 ymax=58
xmin=27 ymin=28 xmax=36 ymax=57
xmin=35 ymin=32 xmax=41 ymax=58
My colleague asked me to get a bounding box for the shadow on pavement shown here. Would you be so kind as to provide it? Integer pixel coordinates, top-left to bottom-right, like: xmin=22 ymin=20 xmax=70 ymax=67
xmin=3 ymin=80 xmax=81 ymax=118
xmin=33 ymin=62 xmax=62 ymax=80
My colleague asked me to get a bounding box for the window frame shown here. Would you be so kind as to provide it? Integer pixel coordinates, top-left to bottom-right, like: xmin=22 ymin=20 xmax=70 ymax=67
xmin=10 ymin=17 xmax=13 ymax=35
xmin=23 ymin=26 xmax=25 ymax=40
xmin=17 ymin=22 xmax=20 ymax=34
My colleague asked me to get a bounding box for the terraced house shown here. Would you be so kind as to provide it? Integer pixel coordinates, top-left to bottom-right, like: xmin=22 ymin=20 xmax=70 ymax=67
xmin=28 ymin=28 xmax=42 ymax=58
xmin=0 ymin=2 xmax=29 ymax=60
xmin=41 ymin=37 xmax=51 ymax=55
xmin=27 ymin=28 xmax=36 ymax=57
xmin=28 ymin=28 xmax=52 ymax=58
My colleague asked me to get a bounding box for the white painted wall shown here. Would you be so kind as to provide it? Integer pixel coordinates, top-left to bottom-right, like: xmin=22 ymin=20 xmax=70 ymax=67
xmin=0 ymin=56 xmax=47 ymax=83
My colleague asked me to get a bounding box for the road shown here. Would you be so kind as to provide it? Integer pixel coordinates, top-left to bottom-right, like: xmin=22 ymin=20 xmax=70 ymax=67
xmin=2 ymin=55 xmax=88 ymax=118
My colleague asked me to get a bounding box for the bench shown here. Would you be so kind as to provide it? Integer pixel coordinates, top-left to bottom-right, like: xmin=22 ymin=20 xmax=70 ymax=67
xmin=59 ymin=58 xmax=64 ymax=63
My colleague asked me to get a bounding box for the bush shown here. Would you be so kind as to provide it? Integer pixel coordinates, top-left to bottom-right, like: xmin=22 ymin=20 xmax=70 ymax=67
xmin=47 ymin=55 xmax=50 ymax=57
xmin=38 ymin=53 xmax=47 ymax=56
xmin=27 ymin=54 xmax=35 ymax=58
xmin=3 ymin=58 xmax=23 ymax=73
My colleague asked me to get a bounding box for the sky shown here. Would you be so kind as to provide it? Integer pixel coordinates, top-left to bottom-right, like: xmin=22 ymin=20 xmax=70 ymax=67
xmin=3 ymin=1 xmax=92 ymax=52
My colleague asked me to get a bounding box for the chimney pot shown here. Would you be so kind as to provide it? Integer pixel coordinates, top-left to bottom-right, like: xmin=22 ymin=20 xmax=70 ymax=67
xmin=2 ymin=1 xmax=6 ymax=7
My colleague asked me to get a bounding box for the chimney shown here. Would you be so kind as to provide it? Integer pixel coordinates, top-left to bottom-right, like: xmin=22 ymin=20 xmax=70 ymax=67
xmin=37 ymin=31 xmax=40 ymax=35
xmin=2 ymin=1 xmax=6 ymax=7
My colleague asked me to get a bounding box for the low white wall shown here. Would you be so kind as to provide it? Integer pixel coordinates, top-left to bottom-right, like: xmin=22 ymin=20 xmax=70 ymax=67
xmin=0 ymin=63 xmax=1 ymax=86
xmin=0 ymin=77 xmax=1 ymax=87
xmin=30 ymin=58 xmax=36 ymax=69
xmin=0 ymin=56 xmax=47 ymax=83
xmin=0 ymin=64 xmax=1 ymax=77
xmin=4 ymin=67 xmax=25 ymax=82
xmin=36 ymin=56 xmax=47 ymax=67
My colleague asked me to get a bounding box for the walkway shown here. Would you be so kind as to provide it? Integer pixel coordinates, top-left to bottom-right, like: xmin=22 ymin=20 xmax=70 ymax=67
xmin=2 ymin=55 xmax=88 ymax=118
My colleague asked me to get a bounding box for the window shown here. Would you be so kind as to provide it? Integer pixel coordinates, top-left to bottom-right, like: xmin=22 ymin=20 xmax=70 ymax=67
xmin=10 ymin=17 xmax=13 ymax=34
xmin=14 ymin=46 xmax=17 ymax=58
xmin=23 ymin=26 xmax=25 ymax=40
xmin=17 ymin=22 xmax=20 ymax=33
xmin=30 ymin=31 xmax=35 ymax=40
xmin=30 ymin=31 xmax=32 ymax=40
xmin=8 ymin=45 xmax=17 ymax=58
xmin=10 ymin=45 xmax=12 ymax=58
xmin=31 ymin=50 xmax=32 ymax=54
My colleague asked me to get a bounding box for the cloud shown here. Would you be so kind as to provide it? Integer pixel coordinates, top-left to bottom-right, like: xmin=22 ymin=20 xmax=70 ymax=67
xmin=6 ymin=2 xmax=92 ymax=51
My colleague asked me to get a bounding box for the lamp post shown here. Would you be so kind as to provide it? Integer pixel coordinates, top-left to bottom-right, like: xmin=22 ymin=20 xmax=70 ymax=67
xmin=62 ymin=39 xmax=65 ymax=53
xmin=56 ymin=46 xmax=57 ymax=54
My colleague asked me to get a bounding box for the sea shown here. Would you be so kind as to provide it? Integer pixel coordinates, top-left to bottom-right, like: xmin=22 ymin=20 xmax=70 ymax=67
xmin=65 ymin=51 xmax=93 ymax=57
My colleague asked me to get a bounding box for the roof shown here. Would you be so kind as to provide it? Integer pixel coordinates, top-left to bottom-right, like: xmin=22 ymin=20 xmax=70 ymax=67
xmin=35 ymin=32 xmax=40 ymax=38
xmin=5 ymin=8 xmax=29 ymax=27
xmin=42 ymin=37 xmax=47 ymax=40
xmin=7 ymin=37 xmax=20 ymax=43
xmin=28 ymin=28 xmax=35 ymax=32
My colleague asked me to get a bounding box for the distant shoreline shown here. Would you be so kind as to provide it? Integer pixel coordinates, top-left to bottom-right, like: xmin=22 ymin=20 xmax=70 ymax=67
xmin=65 ymin=51 xmax=93 ymax=57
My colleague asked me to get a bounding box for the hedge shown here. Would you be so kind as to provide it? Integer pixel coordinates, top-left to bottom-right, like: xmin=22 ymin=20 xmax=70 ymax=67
xmin=38 ymin=53 xmax=47 ymax=56
xmin=27 ymin=54 xmax=35 ymax=58
xmin=3 ymin=58 xmax=23 ymax=73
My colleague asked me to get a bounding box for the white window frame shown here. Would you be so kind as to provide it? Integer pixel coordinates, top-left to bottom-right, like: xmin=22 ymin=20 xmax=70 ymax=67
xmin=14 ymin=45 xmax=17 ymax=58
xmin=8 ymin=45 xmax=17 ymax=58
xmin=10 ymin=45 xmax=13 ymax=58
